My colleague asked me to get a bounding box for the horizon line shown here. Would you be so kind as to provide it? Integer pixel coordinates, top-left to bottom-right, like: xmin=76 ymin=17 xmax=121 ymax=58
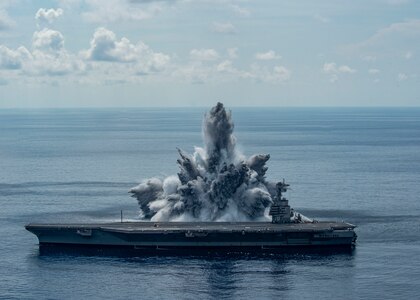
xmin=1 ymin=105 xmax=420 ymax=110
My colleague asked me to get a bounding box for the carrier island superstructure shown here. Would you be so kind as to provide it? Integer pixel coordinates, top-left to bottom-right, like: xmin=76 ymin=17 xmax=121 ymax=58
xmin=25 ymin=181 xmax=357 ymax=253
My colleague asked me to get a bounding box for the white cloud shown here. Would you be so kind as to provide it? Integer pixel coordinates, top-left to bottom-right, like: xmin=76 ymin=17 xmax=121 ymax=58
xmin=84 ymin=28 xmax=136 ymax=62
xmin=33 ymin=28 xmax=65 ymax=52
xmin=0 ymin=46 xmax=31 ymax=69
xmin=190 ymin=48 xmax=219 ymax=61
xmin=398 ymin=73 xmax=408 ymax=81
xmin=368 ymin=68 xmax=380 ymax=74
xmin=212 ymin=22 xmax=236 ymax=34
xmin=83 ymin=27 xmax=170 ymax=75
xmin=30 ymin=51 xmax=82 ymax=76
xmin=0 ymin=28 xmax=84 ymax=77
xmin=323 ymin=62 xmax=356 ymax=74
xmin=270 ymin=65 xmax=291 ymax=82
xmin=35 ymin=8 xmax=64 ymax=25
xmin=30 ymin=29 xmax=84 ymax=76
xmin=322 ymin=62 xmax=356 ymax=82
xmin=230 ymin=5 xmax=250 ymax=17
xmin=338 ymin=65 xmax=356 ymax=73
xmin=216 ymin=60 xmax=235 ymax=73
xmin=323 ymin=62 xmax=336 ymax=73
xmin=255 ymin=50 xmax=281 ymax=60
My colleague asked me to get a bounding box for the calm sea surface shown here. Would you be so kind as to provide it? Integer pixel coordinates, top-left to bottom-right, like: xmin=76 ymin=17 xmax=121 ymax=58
xmin=1 ymin=107 xmax=419 ymax=299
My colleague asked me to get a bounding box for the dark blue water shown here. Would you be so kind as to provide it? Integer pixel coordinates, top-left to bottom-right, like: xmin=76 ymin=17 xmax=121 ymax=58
xmin=1 ymin=107 xmax=419 ymax=299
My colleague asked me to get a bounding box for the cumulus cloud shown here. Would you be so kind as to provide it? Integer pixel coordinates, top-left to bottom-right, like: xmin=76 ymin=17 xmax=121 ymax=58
xmin=83 ymin=27 xmax=170 ymax=74
xmin=322 ymin=62 xmax=356 ymax=82
xmin=272 ymin=66 xmax=291 ymax=81
xmin=190 ymin=48 xmax=219 ymax=61
xmin=216 ymin=60 xmax=235 ymax=73
xmin=30 ymin=51 xmax=82 ymax=76
xmin=0 ymin=31 xmax=83 ymax=77
xmin=30 ymin=28 xmax=84 ymax=76
xmin=338 ymin=65 xmax=356 ymax=73
xmin=84 ymin=28 xmax=136 ymax=62
xmin=255 ymin=50 xmax=281 ymax=60
xmin=0 ymin=46 xmax=31 ymax=69
xmin=323 ymin=62 xmax=356 ymax=74
xmin=212 ymin=22 xmax=236 ymax=34
xmin=33 ymin=28 xmax=65 ymax=52
xmin=2 ymin=6 xmax=298 ymax=87
xmin=35 ymin=8 xmax=63 ymax=25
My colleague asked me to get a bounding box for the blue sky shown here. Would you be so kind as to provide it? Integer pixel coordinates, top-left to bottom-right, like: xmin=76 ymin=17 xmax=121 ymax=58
xmin=0 ymin=0 xmax=419 ymax=107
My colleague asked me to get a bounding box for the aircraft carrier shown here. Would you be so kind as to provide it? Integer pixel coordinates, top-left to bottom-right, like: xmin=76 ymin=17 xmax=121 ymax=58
xmin=26 ymin=182 xmax=357 ymax=253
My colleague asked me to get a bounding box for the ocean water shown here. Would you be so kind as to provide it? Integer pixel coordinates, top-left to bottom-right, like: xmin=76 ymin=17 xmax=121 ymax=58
xmin=1 ymin=107 xmax=419 ymax=299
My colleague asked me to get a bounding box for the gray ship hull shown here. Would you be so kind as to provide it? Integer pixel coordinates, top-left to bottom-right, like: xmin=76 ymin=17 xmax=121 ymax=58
xmin=26 ymin=221 xmax=357 ymax=253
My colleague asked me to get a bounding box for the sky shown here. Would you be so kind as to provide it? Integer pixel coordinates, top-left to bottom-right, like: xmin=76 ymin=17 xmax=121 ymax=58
xmin=0 ymin=0 xmax=419 ymax=107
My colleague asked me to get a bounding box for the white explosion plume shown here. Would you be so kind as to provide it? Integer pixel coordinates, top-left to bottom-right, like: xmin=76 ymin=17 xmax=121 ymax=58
xmin=130 ymin=102 xmax=281 ymax=222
